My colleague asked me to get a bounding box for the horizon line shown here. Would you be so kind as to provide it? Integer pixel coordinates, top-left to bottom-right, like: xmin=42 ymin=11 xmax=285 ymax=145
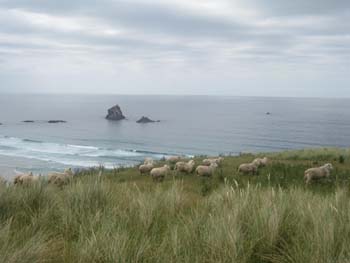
xmin=0 ymin=93 xmax=348 ymax=100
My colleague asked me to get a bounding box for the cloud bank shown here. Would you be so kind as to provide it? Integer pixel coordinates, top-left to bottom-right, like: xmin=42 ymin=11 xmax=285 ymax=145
xmin=0 ymin=0 xmax=349 ymax=96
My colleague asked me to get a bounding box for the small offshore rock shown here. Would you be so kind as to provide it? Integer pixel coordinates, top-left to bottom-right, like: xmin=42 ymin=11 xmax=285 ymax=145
xmin=48 ymin=120 xmax=67 ymax=123
xmin=136 ymin=116 xmax=160 ymax=123
xmin=106 ymin=105 xmax=126 ymax=121
xmin=23 ymin=120 xmax=35 ymax=123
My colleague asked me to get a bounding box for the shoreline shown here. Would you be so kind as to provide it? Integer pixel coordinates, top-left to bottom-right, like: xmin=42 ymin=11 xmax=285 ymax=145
xmin=1 ymin=147 xmax=349 ymax=180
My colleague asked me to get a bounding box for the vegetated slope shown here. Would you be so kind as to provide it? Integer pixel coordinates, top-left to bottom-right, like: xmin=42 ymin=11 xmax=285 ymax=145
xmin=1 ymin=148 xmax=350 ymax=262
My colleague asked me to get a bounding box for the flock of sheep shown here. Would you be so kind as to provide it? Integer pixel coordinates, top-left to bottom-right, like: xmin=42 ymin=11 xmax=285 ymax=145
xmin=0 ymin=156 xmax=335 ymax=186
xmin=11 ymin=168 xmax=74 ymax=187
xmin=138 ymin=156 xmax=224 ymax=181
xmin=138 ymin=156 xmax=334 ymax=184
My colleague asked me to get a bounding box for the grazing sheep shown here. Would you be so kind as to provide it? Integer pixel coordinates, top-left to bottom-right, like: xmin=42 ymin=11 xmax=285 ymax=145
xmin=13 ymin=174 xmax=22 ymax=185
xmin=166 ymin=156 xmax=181 ymax=164
xmin=195 ymin=163 xmax=218 ymax=177
xmin=51 ymin=173 xmax=71 ymax=187
xmin=202 ymin=157 xmax=224 ymax=166
xmin=13 ymin=172 xmax=31 ymax=185
xmin=175 ymin=160 xmax=195 ymax=174
xmin=139 ymin=163 xmax=154 ymax=174
xmin=304 ymin=163 xmax=333 ymax=184
xmin=150 ymin=165 xmax=170 ymax=181
xmin=14 ymin=172 xmax=40 ymax=185
xmin=20 ymin=174 xmax=40 ymax=185
xmin=202 ymin=159 xmax=216 ymax=166
xmin=253 ymin=157 xmax=269 ymax=168
xmin=238 ymin=163 xmax=258 ymax=175
xmin=47 ymin=168 xmax=73 ymax=186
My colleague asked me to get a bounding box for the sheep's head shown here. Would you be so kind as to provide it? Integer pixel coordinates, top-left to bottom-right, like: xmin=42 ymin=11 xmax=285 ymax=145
xmin=164 ymin=165 xmax=170 ymax=170
xmin=13 ymin=175 xmax=21 ymax=184
xmin=210 ymin=163 xmax=218 ymax=169
xmin=188 ymin=160 xmax=195 ymax=165
xmin=64 ymin=168 xmax=73 ymax=175
xmin=324 ymin=163 xmax=333 ymax=171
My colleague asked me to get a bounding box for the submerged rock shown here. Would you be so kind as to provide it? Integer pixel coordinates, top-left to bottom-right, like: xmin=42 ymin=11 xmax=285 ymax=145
xmin=106 ymin=105 xmax=125 ymax=121
xmin=136 ymin=116 xmax=160 ymax=123
xmin=0 ymin=123 xmax=2 ymax=125
xmin=48 ymin=120 xmax=67 ymax=123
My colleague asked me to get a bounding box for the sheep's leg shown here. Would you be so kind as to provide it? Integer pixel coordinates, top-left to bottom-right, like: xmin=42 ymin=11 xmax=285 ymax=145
xmin=305 ymin=176 xmax=311 ymax=184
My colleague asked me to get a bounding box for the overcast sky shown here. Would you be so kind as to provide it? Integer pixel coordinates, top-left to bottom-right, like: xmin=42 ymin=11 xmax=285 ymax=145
xmin=0 ymin=0 xmax=349 ymax=97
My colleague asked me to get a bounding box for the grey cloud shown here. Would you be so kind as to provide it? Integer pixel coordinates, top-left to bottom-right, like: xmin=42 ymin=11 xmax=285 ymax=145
xmin=0 ymin=0 xmax=349 ymax=96
xmin=240 ymin=0 xmax=350 ymax=16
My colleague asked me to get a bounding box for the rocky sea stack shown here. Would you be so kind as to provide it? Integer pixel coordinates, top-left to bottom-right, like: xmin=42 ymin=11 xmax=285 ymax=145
xmin=106 ymin=105 xmax=125 ymax=121
xmin=136 ymin=116 xmax=160 ymax=123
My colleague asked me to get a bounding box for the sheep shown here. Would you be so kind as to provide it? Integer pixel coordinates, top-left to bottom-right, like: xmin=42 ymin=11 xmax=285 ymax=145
xmin=304 ymin=163 xmax=333 ymax=184
xmin=238 ymin=163 xmax=258 ymax=175
xmin=51 ymin=173 xmax=71 ymax=187
xmin=20 ymin=174 xmax=40 ymax=185
xmin=166 ymin=156 xmax=181 ymax=164
xmin=195 ymin=163 xmax=218 ymax=177
xmin=252 ymin=157 xmax=269 ymax=168
xmin=139 ymin=163 xmax=154 ymax=175
xmin=175 ymin=160 xmax=195 ymax=174
xmin=47 ymin=168 xmax=73 ymax=186
xmin=13 ymin=172 xmax=40 ymax=185
xmin=13 ymin=172 xmax=32 ymax=185
xmin=150 ymin=165 xmax=170 ymax=181
xmin=202 ymin=159 xmax=215 ymax=166
xmin=202 ymin=157 xmax=224 ymax=166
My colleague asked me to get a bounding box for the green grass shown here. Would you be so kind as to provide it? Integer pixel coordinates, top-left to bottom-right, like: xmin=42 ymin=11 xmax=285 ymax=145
xmin=1 ymin=147 xmax=350 ymax=262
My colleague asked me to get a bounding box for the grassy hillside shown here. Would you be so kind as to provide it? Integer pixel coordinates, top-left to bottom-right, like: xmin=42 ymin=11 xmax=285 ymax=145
xmin=1 ymin=148 xmax=350 ymax=262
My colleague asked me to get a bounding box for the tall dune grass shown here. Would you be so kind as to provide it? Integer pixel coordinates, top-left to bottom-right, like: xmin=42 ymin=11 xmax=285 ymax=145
xmin=1 ymin=174 xmax=350 ymax=262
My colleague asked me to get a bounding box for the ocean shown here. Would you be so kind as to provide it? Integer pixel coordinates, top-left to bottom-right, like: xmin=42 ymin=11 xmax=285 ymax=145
xmin=0 ymin=94 xmax=349 ymax=177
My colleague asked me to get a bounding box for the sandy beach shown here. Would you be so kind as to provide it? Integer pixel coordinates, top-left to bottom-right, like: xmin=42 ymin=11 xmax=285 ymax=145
xmin=0 ymin=154 xmax=66 ymax=180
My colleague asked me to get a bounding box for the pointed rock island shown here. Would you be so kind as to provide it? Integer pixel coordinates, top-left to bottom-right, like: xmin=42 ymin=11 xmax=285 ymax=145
xmin=106 ymin=105 xmax=126 ymax=121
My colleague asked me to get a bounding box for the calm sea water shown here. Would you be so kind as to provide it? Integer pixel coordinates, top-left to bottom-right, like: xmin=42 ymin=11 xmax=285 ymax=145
xmin=0 ymin=94 xmax=349 ymax=175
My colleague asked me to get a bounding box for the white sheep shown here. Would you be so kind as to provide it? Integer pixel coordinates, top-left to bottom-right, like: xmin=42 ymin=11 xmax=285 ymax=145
xmin=195 ymin=163 xmax=218 ymax=177
xmin=252 ymin=157 xmax=269 ymax=168
xmin=150 ymin=165 xmax=170 ymax=181
xmin=166 ymin=156 xmax=181 ymax=164
xmin=175 ymin=160 xmax=195 ymax=174
xmin=139 ymin=163 xmax=154 ymax=174
xmin=202 ymin=157 xmax=224 ymax=166
xmin=304 ymin=163 xmax=333 ymax=184
xmin=238 ymin=163 xmax=258 ymax=175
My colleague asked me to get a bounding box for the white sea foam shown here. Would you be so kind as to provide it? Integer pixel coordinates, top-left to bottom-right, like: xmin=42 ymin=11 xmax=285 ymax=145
xmin=0 ymin=135 xmax=168 ymax=168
